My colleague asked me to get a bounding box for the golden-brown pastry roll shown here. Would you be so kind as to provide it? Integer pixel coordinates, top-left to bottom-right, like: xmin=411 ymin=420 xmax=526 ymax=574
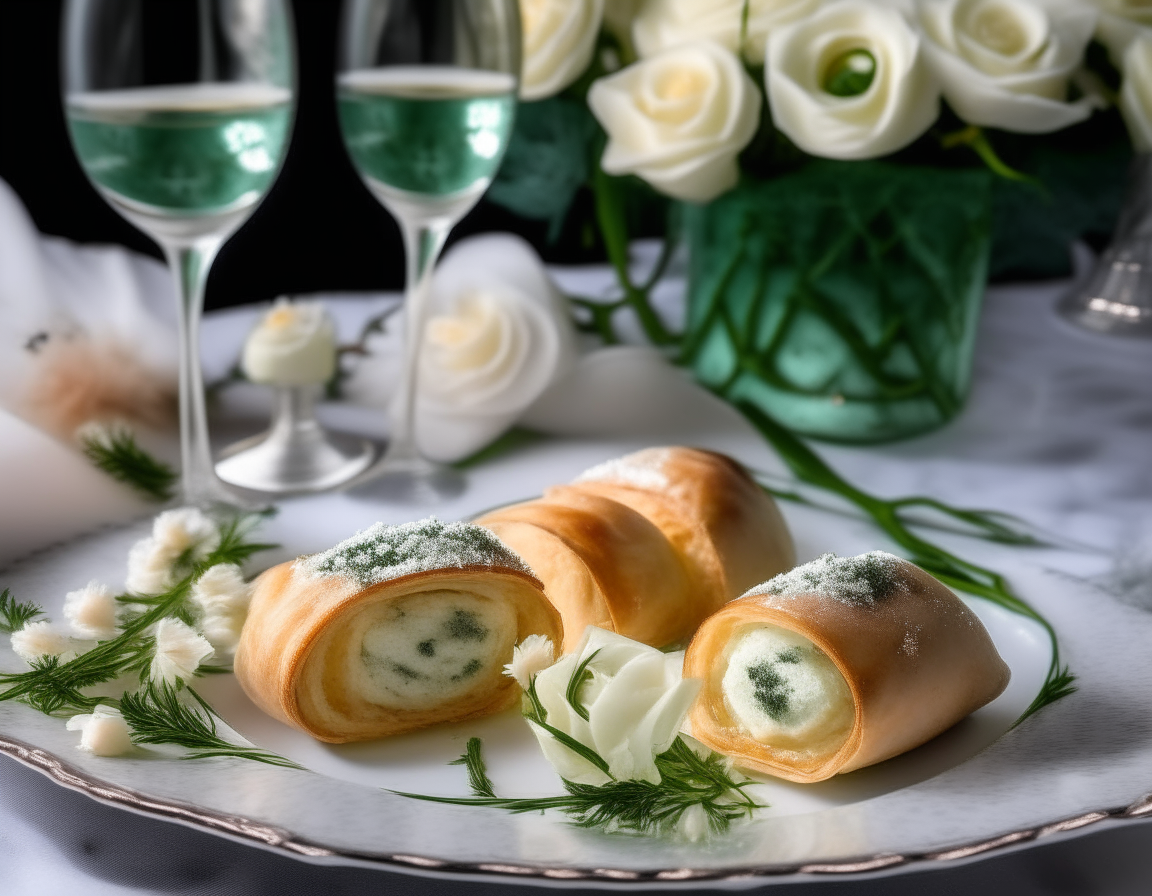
xmin=476 ymin=446 xmax=794 ymax=652
xmin=234 ymin=518 xmax=562 ymax=743
xmin=683 ymin=552 xmax=1011 ymax=783
xmin=571 ymin=447 xmax=795 ymax=606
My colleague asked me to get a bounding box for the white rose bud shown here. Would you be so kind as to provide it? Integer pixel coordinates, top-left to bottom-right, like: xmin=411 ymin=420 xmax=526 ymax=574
xmin=588 ymin=41 xmax=761 ymax=202
xmin=767 ymin=0 xmax=939 ymax=160
xmin=1090 ymin=0 xmax=1152 ymax=66
xmin=919 ymin=0 xmax=1098 ymax=134
xmin=529 ymin=627 xmax=701 ymax=785
xmin=242 ymin=298 xmax=337 ymax=387
xmin=633 ymin=0 xmax=820 ymax=64
xmin=1121 ymin=34 xmax=1152 ymax=151
xmin=520 ymin=0 xmax=606 ymax=101
xmin=66 ymin=705 xmax=134 ymax=757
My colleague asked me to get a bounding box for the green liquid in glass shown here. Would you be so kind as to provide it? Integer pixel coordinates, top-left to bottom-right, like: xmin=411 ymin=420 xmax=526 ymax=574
xmin=67 ymin=84 xmax=292 ymax=214
xmin=338 ymin=68 xmax=516 ymax=198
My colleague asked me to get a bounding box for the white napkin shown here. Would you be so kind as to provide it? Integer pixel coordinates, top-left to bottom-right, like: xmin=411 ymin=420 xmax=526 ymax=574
xmin=0 ymin=179 xmax=176 ymax=567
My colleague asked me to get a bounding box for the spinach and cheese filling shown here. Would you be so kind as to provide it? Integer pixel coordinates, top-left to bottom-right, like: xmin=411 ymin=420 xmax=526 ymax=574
xmin=354 ymin=591 xmax=516 ymax=710
xmin=721 ymin=624 xmax=853 ymax=754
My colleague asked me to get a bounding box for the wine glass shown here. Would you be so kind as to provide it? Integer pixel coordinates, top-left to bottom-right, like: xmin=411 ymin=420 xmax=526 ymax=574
xmin=337 ymin=0 xmax=520 ymax=502
xmin=62 ymin=0 xmax=296 ymax=507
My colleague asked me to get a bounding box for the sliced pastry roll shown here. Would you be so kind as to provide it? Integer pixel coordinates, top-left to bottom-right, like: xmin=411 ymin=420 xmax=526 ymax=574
xmin=477 ymin=447 xmax=794 ymax=652
xmin=234 ymin=519 xmax=562 ymax=743
xmin=683 ymin=552 xmax=1011 ymax=783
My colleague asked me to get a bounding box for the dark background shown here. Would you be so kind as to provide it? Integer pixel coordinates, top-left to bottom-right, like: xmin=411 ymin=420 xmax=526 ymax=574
xmin=0 ymin=0 xmax=558 ymax=311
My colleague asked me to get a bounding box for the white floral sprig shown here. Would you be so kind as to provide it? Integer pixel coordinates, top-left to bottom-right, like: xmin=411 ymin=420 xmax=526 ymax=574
xmin=395 ymin=627 xmax=763 ymax=840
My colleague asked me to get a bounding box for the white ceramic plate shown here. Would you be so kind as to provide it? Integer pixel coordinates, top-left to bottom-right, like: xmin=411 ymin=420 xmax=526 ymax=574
xmin=1 ymin=449 xmax=1149 ymax=889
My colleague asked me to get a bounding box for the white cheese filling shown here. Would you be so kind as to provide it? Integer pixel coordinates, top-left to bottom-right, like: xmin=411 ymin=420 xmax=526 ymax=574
xmin=355 ymin=590 xmax=515 ymax=710
xmin=721 ymin=624 xmax=853 ymax=754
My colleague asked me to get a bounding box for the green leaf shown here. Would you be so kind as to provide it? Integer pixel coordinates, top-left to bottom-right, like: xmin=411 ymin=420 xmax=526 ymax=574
xmin=79 ymin=426 xmax=177 ymax=502
xmin=565 ymin=648 xmax=600 ymax=722
xmin=0 ymin=589 xmax=44 ymax=634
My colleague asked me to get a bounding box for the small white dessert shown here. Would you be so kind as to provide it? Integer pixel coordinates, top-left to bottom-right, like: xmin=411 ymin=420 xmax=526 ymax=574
xmin=721 ymin=624 xmax=853 ymax=754
xmin=242 ymin=298 xmax=336 ymax=386
xmin=354 ymin=591 xmax=516 ymax=711
xmin=66 ymin=705 xmax=134 ymax=757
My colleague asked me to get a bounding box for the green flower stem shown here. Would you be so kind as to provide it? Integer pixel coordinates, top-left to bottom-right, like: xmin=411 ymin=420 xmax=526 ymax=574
xmin=941 ymin=126 xmax=1037 ymax=185
xmin=592 ymin=167 xmax=677 ymax=347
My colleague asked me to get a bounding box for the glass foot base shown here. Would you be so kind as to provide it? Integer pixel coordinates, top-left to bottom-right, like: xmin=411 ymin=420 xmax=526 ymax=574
xmin=344 ymin=454 xmax=466 ymax=504
xmin=215 ymin=426 xmax=376 ymax=495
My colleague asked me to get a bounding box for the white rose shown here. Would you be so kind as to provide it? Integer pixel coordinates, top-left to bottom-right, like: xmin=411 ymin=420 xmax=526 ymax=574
xmin=520 ymin=0 xmax=606 ymax=100
xmin=528 ymin=626 xmax=701 ymax=785
xmin=345 ymin=234 xmax=578 ymax=463
xmin=587 ymin=41 xmax=761 ymax=202
xmin=766 ymin=0 xmax=940 ymax=159
xmin=1091 ymin=0 xmax=1152 ymax=66
xmin=242 ymin=298 xmax=337 ymax=387
xmin=1121 ymin=34 xmax=1152 ymax=151
xmin=633 ymin=0 xmax=820 ymax=64
xmin=919 ymin=0 xmax=1098 ymax=133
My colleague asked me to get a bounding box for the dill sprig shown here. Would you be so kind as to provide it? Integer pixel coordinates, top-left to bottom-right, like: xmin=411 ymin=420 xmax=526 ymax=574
xmin=0 ymin=514 xmax=275 ymax=717
xmin=736 ymin=401 xmax=1076 ymax=721
xmin=0 ymin=590 xmax=44 ymax=634
xmin=397 ymin=737 xmax=761 ymax=837
xmin=394 ymin=651 xmax=762 ymax=838
xmin=79 ymin=426 xmax=178 ymax=503
xmin=119 ymin=682 xmax=302 ymax=768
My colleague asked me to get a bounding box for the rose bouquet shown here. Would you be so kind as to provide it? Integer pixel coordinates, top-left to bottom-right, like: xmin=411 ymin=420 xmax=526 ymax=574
xmin=488 ymin=0 xmax=1141 ymax=441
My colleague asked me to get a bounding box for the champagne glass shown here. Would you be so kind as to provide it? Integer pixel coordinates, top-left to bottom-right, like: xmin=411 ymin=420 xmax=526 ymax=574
xmin=62 ymin=0 xmax=296 ymax=507
xmin=337 ymin=0 xmax=520 ymax=501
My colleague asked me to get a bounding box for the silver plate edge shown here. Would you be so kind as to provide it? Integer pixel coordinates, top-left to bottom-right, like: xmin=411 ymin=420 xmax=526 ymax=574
xmin=4 ymin=730 xmax=1151 ymax=887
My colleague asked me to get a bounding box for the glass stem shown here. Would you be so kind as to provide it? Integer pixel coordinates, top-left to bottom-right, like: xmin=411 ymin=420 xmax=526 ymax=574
xmin=165 ymin=239 xmax=234 ymax=507
xmin=386 ymin=220 xmax=451 ymax=463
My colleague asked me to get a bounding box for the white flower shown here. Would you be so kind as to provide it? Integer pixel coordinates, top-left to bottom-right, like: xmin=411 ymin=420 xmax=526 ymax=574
xmin=766 ymin=0 xmax=939 ymax=159
xmin=529 ymin=627 xmax=701 ymax=785
xmin=66 ymin=705 xmax=133 ymax=757
xmin=242 ymin=298 xmax=337 ymax=387
xmin=633 ymin=0 xmax=820 ymax=64
xmin=149 ymin=617 xmax=214 ymax=686
xmin=62 ymin=581 xmax=118 ymax=640
xmin=344 ymin=234 xmax=578 ymax=463
xmin=10 ymin=621 xmax=75 ymax=664
xmin=190 ymin=563 xmax=251 ymax=655
xmin=919 ymin=0 xmax=1098 ymax=133
xmin=126 ymin=508 xmax=220 ymax=595
xmin=1121 ymin=34 xmax=1152 ymax=151
xmin=503 ymin=634 xmax=556 ymax=689
xmin=1091 ymin=0 xmax=1152 ymax=66
xmin=520 ymin=0 xmax=606 ymax=100
xmin=588 ymin=41 xmax=761 ymax=202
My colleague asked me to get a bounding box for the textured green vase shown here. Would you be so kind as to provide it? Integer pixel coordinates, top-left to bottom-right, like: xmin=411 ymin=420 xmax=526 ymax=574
xmin=682 ymin=162 xmax=993 ymax=443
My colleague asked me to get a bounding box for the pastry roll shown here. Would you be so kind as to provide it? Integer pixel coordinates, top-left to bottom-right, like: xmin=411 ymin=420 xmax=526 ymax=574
xmin=683 ymin=552 xmax=1011 ymax=783
xmin=234 ymin=519 xmax=562 ymax=743
xmin=477 ymin=447 xmax=794 ymax=652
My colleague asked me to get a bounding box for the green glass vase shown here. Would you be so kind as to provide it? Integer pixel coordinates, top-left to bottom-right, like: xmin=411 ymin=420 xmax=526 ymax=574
xmin=682 ymin=161 xmax=993 ymax=443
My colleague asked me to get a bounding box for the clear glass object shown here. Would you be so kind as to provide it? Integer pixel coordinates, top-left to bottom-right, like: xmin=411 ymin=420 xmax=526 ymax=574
xmin=62 ymin=0 xmax=296 ymax=507
xmin=1058 ymin=153 xmax=1152 ymax=338
xmin=336 ymin=0 xmax=521 ymax=502
xmin=215 ymin=385 xmax=375 ymax=493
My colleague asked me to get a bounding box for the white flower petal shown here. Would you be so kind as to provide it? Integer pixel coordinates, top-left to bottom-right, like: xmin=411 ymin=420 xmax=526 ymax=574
xmin=11 ymin=621 xmax=73 ymax=663
xmin=1121 ymin=34 xmax=1152 ymax=151
xmin=63 ymin=581 xmax=118 ymax=640
xmin=634 ymin=0 xmax=820 ymax=64
xmin=68 ymin=704 xmax=133 ymax=757
xmin=152 ymin=508 xmax=220 ymax=560
xmin=242 ymin=298 xmax=337 ymax=386
xmin=520 ymin=0 xmax=606 ymax=100
xmin=125 ymin=537 xmax=177 ymax=596
xmin=503 ymin=633 xmax=557 ymax=689
xmin=150 ymin=617 xmax=214 ymax=685
xmin=527 ymin=719 xmax=612 ymax=785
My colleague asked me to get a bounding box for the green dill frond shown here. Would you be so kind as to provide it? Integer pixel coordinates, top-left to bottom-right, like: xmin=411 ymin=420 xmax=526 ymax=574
xmin=1013 ymin=664 xmax=1077 ymax=728
xmin=449 ymin=737 xmax=497 ymax=798
xmin=394 ymin=736 xmax=763 ymax=838
xmin=0 ymin=589 xmax=44 ymax=634
xmin=207 ymin=512 xmax=279 ymax=568
xmin=79 ymin=426 xmax=177 ymax=502
xmin=119 ymin=684 xmax=302 ymax=768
